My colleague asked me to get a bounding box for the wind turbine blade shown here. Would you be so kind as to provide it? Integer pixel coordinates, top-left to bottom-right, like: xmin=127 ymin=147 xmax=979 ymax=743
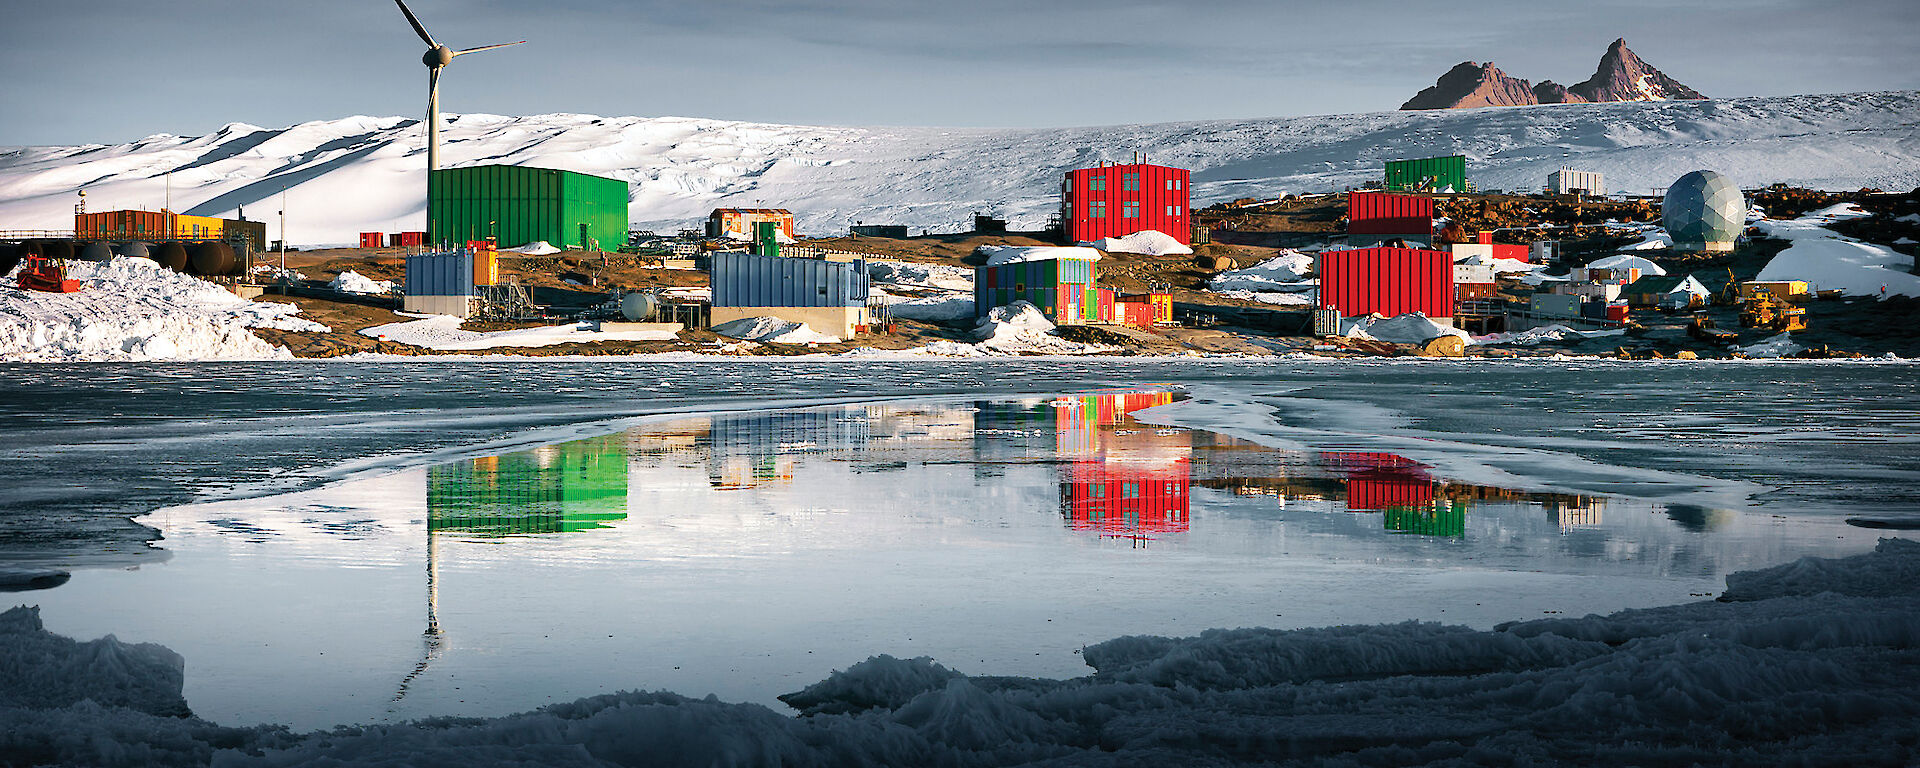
xmin=395 ymin=0 xmax=436 ymax=47
xmin=452 ymin=41 xmax=526 ymax=56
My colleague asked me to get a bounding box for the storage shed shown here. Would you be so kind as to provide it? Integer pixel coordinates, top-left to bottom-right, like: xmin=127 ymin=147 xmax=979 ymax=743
xmin=1061 ymin=162 xmax=1191 ymax=246
xmin=404 ymin=249 xmax=475 ymax=317
xmin=429 ymin=165 xmax=629 ymax=250
xmin=1385 ymin=155 xmax=1466 ymax=193
xmin=1317 ymin=247 xmax=1455 ymax=320
xmin=709 ymin=251 xmax=871 ymax=337
xmin=708 ymin=208 xmax=795 ymax=241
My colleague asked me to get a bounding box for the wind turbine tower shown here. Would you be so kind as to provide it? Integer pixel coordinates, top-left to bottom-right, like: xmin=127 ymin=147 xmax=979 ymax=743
xmin=394 ymin=0 xmax=522 ymax=239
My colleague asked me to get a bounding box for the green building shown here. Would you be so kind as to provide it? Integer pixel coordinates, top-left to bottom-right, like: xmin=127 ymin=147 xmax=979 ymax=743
xmin=1385 ymin=155 xmax=1468 ymax=193
xmin=428 ymin=164 xmax=629 ymax=250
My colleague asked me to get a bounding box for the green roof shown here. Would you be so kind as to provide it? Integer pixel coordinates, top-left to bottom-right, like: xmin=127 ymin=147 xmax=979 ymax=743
xmin=1625 ymin=275 xmax=1686 ymax=294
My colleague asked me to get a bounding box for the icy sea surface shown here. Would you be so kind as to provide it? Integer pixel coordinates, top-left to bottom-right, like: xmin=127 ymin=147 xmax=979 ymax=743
xmin=2 ymin=359 xmax=1918 ymax=734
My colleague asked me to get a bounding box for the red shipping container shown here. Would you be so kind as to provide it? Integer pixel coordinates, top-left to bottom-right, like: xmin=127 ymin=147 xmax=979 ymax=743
xmin=359 ymin=232 xmax=384 ymax=248
xmin=1476 ymin=231 xmax=1493 ymax=245
xmin=1491 ymin=243 xmax=1530 ymax=262
xmin=1456 ymin=282 xmax=1501 ymax=301
xmin=1347 ymin=192 xmax=1435 ymax=235
xmin=1606 ymin=303 xmax=1628 ymax=322
xmin=1061 ymin=163 xmax=1192 ymax=245
xmin=1316 ymin=247 xmax=1455 ymax=319
xmin=1097 ymin=288 xmax=1115 ymax=323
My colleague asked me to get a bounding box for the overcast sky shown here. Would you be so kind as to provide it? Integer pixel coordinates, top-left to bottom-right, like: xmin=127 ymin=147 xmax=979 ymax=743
xmin=3 ymin=0 xmax=1916 ymax=146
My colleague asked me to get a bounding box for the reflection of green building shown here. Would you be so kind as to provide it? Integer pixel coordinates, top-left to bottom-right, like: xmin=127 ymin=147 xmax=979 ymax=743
xmin=1384 ymin=501 xmax=1466 ymax=537
xmin=428 ymin=434 xmax=629 ymax=536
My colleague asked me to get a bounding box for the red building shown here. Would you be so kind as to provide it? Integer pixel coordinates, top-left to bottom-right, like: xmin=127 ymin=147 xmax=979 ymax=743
xmin=1061 ymin=163 xmax=1191 ymax=246
xmin=1347 ymin=192 xmax=1435 ymax=247
xmin=1316 ymin=247 xmax=1456 ymax=319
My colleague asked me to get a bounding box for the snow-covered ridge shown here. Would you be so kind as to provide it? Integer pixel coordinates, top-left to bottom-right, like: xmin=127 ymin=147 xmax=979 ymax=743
xmin=2 ymin=92 xmax=1916 ymax=246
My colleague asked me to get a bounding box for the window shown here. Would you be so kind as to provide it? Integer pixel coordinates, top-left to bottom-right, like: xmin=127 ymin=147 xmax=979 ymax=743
xmin=1169 ymin=179 xmax=1182 ymax=191
xmin=1123 ymin=201 xmax=1140 ymax=218
xmin=1122 ymin=172 xmax=1139 ymax=191
xmin=1093 ymin=484 xmax=1105 ymax=498
xmin=1089 ymin=201 xmax=1107 ymax=219
xmin=1123 ymin=482 xmax=1139 ymax=499
xmin=1089 ymin=175 xmax=1107 ymax=191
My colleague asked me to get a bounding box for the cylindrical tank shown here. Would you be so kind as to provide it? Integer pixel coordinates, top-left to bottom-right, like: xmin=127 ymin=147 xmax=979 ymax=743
xmin=79 ymin=241 xmax=115 ymax=262
xmin=0 ymin=244 xmax=18 ymax=276
xmin=1663 ymin=170 xmax=1745 ymax=253
xmin=40 ymin=240 xmax=75 ymax=261
xmin=189 ymin=241 xmax=236 ymax=276
xmin=620 ymin=292 xmax=660 ymax=322
xmin=152 ymin=242 xmax=190 ymax=271
xmin=114 ymin=241 xmax=151 ymax=260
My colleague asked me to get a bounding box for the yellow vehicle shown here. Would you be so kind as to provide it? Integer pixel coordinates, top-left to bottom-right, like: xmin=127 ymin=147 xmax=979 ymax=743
xmin=1740 ymin=288 xmax=1807 ymax=332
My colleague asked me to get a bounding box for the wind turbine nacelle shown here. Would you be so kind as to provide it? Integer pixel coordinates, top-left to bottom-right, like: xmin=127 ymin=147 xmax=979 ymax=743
xmin=425 ymin=46 xmax=453 ymax=68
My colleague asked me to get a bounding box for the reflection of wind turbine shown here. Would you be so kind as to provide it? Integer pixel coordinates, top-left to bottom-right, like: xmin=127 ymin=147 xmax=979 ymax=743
xmin=390 ymin=528 xmax=443 ymax=710
xmin=394 ymin=0 xmax=523 ymax=241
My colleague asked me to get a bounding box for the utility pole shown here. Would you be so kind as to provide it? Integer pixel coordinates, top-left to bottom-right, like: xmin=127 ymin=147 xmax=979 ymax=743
xmin=279 ymin=188 xmax=288 ymax=272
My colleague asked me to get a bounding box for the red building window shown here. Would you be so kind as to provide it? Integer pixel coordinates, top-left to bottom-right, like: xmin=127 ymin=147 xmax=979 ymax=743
xmin=1122 ymin=172 xmax=1139 ymax=191
xmin=1123 ymin=201 xmax=1140 ymax=218
xmin=1089 ymin=176 xmax=1107 ymax=191
xmin=1168 ymin=179 xmax=1182 ymax=191
xmin=1090 ymin=201 xmax=1107 ymax=219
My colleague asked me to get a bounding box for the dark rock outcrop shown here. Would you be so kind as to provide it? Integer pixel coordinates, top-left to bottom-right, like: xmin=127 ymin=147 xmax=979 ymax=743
xmin=1402 ymin=39 xmax=1704 ymax=110
xmin=1400 ymin=62 xmax=1540 ymax=110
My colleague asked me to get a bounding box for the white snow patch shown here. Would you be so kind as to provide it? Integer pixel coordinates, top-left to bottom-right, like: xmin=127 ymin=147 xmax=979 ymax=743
xmin=501 ymin=241 xmax=560 ymax=255
xmin=1080 ymin=230 xmax=1193 ymax=256
xmin=1209 ymin=289 xmax=1316 ymax=306
xmin=1473 ymin=324 xmax=1626 ymax=346
xmin=711 ymin=316 xmax=840 ymax=344
xmin=0 ymin=256 xmax=325 ymax=362
xmin=1737 ymin=332 xmax=1804 ymax=358
xmin=1583 ymin=254 xmax=1668 ymax=276
xmin=1754 ymin=209 xmax=1920 ymax=297
xmin=1207 ymin=250 xmax=1314 ymax=292
xmin=1339 ymin=313 xmax=1470 ymax=345
xmin=327 ymin=270 xmax=393 ymax=295
xmin=914 ymin=301 xmax=1112 ymax=356
xmin=868 ymin=260 xmax=973 ymax=292
xmin=881 ymin=293 xmax=976 ymax=323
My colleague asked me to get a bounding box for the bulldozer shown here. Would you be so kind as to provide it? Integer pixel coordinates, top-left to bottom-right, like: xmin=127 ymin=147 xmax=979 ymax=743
xmin=1740 ymin=287 xmax=1807 ymax=332
xmin=1712 ymin=267 xmax=1741 ymax=306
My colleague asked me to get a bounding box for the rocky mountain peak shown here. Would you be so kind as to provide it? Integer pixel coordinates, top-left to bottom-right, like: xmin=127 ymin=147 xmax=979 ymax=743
xmin=1400 ymin=61 xmax=1540 ymax=110
xmin=1402 ymin=39 xmax=1704 ymax=110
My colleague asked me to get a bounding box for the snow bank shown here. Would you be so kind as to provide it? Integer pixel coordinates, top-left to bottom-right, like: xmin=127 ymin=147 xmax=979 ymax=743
xmin=974 ymin=246 xmax=1100 ymax=266
xmin=1208 ymin=289 xmax=1316 ymax=306
xmin=1340 ymin=313 xmax=1469 ymax=345
xmin=711 ymin=316 xmax=840 ymax=344
xmin=327 ymin=270 xmax=393 ymax=295
xmin=1473 ymin=324 xmax=1626 ymax=346
xmin=868 ymin=260 xmax=973 ymax=292
xmin=917 ymin=301 xmax=1111 ymax=356
xmin=1753 ymin=209 xmax=1920 ymax=298
xmin=1619 ymin=229 xmax=1673 ymax=250
xmin=1080 ymin=230 xmax=1193 ymax=256
xmin=882 ymin=293 xmax=975 ymax=322
xmin=1207 ymin=250 xmax=1314 ymax=293
xmin=501 ymin=241 xmax=560 ymax=255
xmin=361 ymin=315 xmax=679 ymax=350
xmin=1583 ymin=254 xmax=1668 ymax=276
xmin=8 ymin=539 xmax=1920 ymax=766
xmin=1737 ymin=332 xmax=1803 ymax=358
xmin=0 ymin=257 xmax=326 ymax=362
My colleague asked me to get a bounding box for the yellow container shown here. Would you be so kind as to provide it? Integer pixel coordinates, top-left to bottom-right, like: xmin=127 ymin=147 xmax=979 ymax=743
xmin=473 ymin=250 xmax=499 ymax=286
xmin=1739 ymin=280 xmax=1808 ymax=299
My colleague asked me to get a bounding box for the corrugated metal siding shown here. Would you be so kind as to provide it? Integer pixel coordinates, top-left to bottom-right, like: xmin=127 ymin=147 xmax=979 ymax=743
xmin=405 ymin=250 xmax=476 ymax=297
xmin=1384 ymin=501 xmax=1465 ymax=536
xmin=1316 ymin=248 xmax=1455 ymax=318
xmin=1384 ymin=155 xmax=1467 ymax=192
xmin=1061 ymin=163 xmax=1191 ymax=245
xmin=974 ymin=258 xmax=1101 ymax=322
xmin=430 ymin=165 xmax=628 ymax=249
xmin=1348 ymin=470 xmax=1437 ymax=513
xmin=1347 ymin=192 xmax=1435 ymax=235
xmin=711 ymin=252 xmax=869 ymax=307
xmin=360 ymin=232 xmax=385 ymax=248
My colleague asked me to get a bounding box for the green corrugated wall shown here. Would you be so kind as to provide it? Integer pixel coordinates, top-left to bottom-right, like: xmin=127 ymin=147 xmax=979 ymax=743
xmin=1385 ymin=156 xmax=1467 ymax=193
xmin=429 ymin=165 xmax=629 ymax=250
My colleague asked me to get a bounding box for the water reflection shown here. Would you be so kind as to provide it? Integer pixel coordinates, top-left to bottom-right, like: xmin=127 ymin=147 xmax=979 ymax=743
xmin=427 ymin=434 xmax=629 ymax=536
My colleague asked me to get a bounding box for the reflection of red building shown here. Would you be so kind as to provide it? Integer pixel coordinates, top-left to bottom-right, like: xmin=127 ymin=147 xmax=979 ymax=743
xmin=1055 ymin=392 xmax=1192 ymax=539
xmin=1319 ymin=451 xmax=1436 ymax=513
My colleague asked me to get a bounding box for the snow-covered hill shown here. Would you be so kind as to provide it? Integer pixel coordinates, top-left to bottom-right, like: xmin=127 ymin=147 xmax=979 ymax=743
xmin=1 ymin=92 xmax=1915 ymax=247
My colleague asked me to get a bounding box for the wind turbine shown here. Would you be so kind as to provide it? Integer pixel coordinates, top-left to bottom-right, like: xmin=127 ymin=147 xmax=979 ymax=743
xmin=394 ymin=0 xmax=523 ymax=175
